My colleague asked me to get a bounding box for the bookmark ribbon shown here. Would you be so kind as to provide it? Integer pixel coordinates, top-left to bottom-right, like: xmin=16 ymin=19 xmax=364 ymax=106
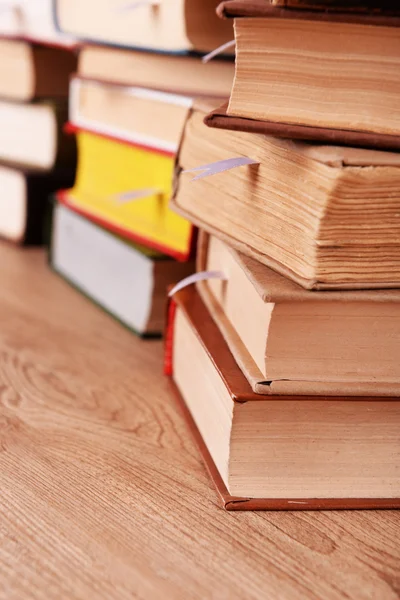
xmin=117 ymin=0 xmax=159 ymax=12
xmin=110 ymin=188 xmax=162 ymax=205
xmin=202 ymin=40 xmax=236 ymax=63
xmin=168 ymin=271 xmax=227 ymax=297
xmin=183 ymin=157 xmax=259 ymax=181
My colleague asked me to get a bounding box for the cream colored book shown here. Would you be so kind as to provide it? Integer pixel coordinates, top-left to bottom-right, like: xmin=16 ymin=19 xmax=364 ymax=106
xmin=172 ymin=103 xmax=400 ymax=290
xmin=213 ymin=2 xmax=400 ymax=149
xmin=0 ymin=38 xmax=76 ymax=101
xmin=0 ymin=0 xmax=75 ymax=46
xmin=196 ymin=231 xmax=400 ymax=396
xmin=167 ymin=284 xmax=400 ymax=509
xmin=55 ymin=0 xmax=233 ymax=54
xmin=78 ymin=46 xmax=234 ymax=99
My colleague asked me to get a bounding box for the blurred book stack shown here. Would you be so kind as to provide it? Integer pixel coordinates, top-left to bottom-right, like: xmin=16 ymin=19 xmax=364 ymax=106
xmin=0 ymin=0 xmax=76 ymax=244
xmin=49 ymin=0 xmax=235 ymax=336
xmin=167 ymin=1 xmax=400 ymax=509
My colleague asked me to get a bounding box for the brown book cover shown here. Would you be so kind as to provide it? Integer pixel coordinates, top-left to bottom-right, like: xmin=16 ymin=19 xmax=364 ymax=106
xmin=217 ymin=1 xmax=400 ymax=22
xmin=166 ymin=285 xmax=400 ymax=510
xmin=270 ymin=0 xmax=399 ymax=11
xmin=204 ymin=102 xmax=400 ymax=152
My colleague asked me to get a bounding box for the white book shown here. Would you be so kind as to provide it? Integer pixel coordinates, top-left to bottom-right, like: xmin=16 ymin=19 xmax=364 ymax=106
xmin=0 ymin=0 xmax=75 ymax=46
xmin=51 ymin=203 xmax=193 ymax=336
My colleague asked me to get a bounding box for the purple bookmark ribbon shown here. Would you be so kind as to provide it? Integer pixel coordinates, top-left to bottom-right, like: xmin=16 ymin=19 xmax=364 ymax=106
xmin=111 ymin=188 xmax=162 ymax=205
xmin=168 ymin=271 xmax=227 ymax=298
xmin=183 ymin=157 xmax=259 ymax=181
xmin=202 ymin=40 xmax=236 ymax=63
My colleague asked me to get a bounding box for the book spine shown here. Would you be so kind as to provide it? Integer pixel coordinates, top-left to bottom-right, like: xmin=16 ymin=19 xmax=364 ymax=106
xmin=53 ymin=107 xmax=78 ymax=169
xmin=24 ymin=169 xmax=76 ymax=245
xmin=272 ymin=0 xmax=400 ymax=12
xmin=164 ymin=298 xmax=177 ymax=376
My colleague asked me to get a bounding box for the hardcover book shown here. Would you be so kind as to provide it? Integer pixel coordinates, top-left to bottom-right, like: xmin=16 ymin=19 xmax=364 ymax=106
xmin=0 ymin=163 xmax=75 ymax=245
xmin=0 ymin=38 xmax=76 ymax=101
xmin=50 ymin=201 xmax=194 ymax=337
xmin=172 ymin=102 xmax=400 ymax=290
xmin=60 ymin=128 xmax=194 ymax=261
xmin=166 ymin=285 xmax=400 ymax=510
xmin=0 ymin=0 xmax=76 ymax=46
xmin=69 ymin=78 xmax=193 ymax=155
xmin=197 ymin=231 xmax=400 ymax=396
xmin=54 ymin=0 xmax=234 ymax=54
xmin=206 ymin=1 xmax=400 ymax=150
xmin=78 ymin=46 xmax=234 ymax=99
xmin=0 ymin=99 xmax=76 ymax=171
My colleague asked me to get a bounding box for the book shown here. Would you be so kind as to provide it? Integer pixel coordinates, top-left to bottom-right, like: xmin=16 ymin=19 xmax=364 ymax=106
xmin=0 ymin=164 xmax=75 ymax=244
xmin=54 ymin=0 xmax=234 ymax=54
xmin=50 ymin=201 xmax=194 ymax=337
xmin=0 ymin=38 xmax=77 ymax=101
xmin=69 ymin=78 xmax=193 ymax=154
xmin=172 ymin=102 xmax=400 ymax=290
xmin=166 ymin=285 xmax=400 ymax=510
xmin=0 ymin=99 xmax=76 ymax=170
xmin=60 ymin=128 xmax=194 ymax=260
xmin=0 ymin=0 xmax=76 ymax=46
xmin=78 ymin=45 xmax=234 ymax=99
xmin=197 ymin=231 xmax=400 ymax=396
xmin=206 ymin=2 xmax=400 ymax=150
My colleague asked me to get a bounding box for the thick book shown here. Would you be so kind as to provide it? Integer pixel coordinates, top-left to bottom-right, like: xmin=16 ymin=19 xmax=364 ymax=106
xmin=206 ymin=1 xmax=400 ymax=150
xmin=78 ymin=46 xmax=234 ymax=99
xmin=0 ymin=163 xmax=75 ymax=245
xmin=60 ymin=127 xmax=194 ymax=261
xmin=166 ymin=285 xmax=400 ymax=510
xmin=172 ymin=102 xmax=400 ymax=290
xmin=54 ymin=0 xmax=234 ymax=54
xmin=50 ymin=201 xmax=194 ymax=337
xmin=197 ymin=231 xmax=400 ymax=396
xmin=0 ymin=38 xmax=77 ymax=101
xmin=0 ymin=0 xmax=75 ymax=46
xmin=0 ymin=99 xmax=76 ymax=171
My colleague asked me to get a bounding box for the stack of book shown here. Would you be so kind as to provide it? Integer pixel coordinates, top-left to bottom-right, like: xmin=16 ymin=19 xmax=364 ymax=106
xmin=167 ymin=1 xmax=400 ymax=509
xmin=0 ymin=0 xmax=76 ymax=245
xmin=49 ymin=0 xmax=235 ymax=336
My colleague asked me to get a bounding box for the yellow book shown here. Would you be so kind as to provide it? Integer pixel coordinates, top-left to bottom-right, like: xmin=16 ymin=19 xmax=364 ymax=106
xmin=60 ymin=130 xmax=194 ymax=260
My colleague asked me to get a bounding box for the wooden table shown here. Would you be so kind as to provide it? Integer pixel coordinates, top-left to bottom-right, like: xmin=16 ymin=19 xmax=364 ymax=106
xmin=0 ymin=242 xmax=399 ymax=600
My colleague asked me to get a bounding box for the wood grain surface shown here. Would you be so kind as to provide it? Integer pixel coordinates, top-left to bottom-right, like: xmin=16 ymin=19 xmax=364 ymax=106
xmin=0 ymin=242 xmax=399 ymax=600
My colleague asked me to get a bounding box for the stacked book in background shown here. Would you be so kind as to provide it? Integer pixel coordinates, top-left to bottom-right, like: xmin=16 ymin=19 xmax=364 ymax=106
xmin=0 ymin=0 xmax=75 ymax=47
xmin=0 ymin=3 xmax=76 ymax=245
xmin=167 ymin=1 xmax=400 ymax=509
xmin=49 ymin=0 xmax=235 ymax=336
